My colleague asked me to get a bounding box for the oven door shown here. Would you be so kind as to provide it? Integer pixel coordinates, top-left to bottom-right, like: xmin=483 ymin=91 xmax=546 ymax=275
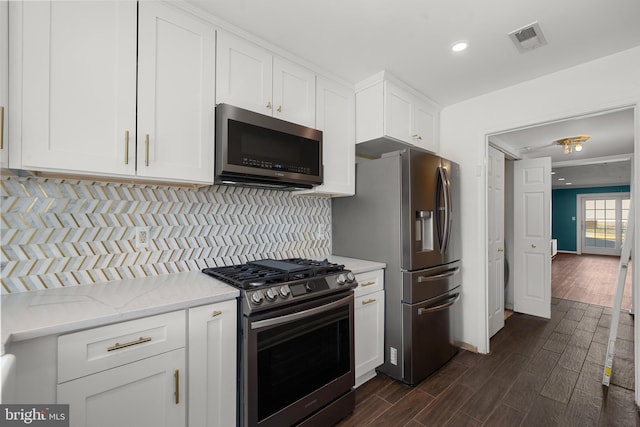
xmin=244 ymin=291 xmax=354 ymax=427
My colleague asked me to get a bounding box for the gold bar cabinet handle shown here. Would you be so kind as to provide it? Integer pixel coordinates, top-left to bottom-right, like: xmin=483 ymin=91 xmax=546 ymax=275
xmin=107 ymin=336 xmax=152 ymax=352
xmin=174 ymin=369 xmax=180 ymax=404
xmin=362 ymin=299 xmax=377 ymax=305
xmin=145 ymin=134 xmax=150 ymax=166
xmin=277 ymin=105 xmax=282 ymax=113
xmin=212 ymin=310 xmax=222 ymax=317
xmin=266 ymin=101 xmax=272 ymax=109
xmin=360 ymin=281 xmax=376 ymax=287
xmin=0 ymin=106 xmax=4 ymax=149
xmin=124 ymin=130 xmax=129 ymax=165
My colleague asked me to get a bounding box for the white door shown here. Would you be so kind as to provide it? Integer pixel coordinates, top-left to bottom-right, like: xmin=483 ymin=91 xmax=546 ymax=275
xmin=17 ymin=1 xmax=137 ymax=175
xmin=0 ymin=0 xmax=8 ymax=168
xmin=58 ymin=349 xmax=186 ymax=427
xmin=581 ymin=194 xmax=631 ymax=256
xmin=216 ymin=31 xmax=273 ymax=116
xmin=488 ymin=146 xmax=505 ymax=336
xmin=384 ymin=83 xmax=413 ymax=144
xmin=513 ymin=157 xmax=551 ymax=319
xmin=272 ymin=57 xmax=316 ymax=127
xmin=412 ymin=99 xmax=438 ymax=153
xmin=137 ymin=2 xmax=215 ymax=184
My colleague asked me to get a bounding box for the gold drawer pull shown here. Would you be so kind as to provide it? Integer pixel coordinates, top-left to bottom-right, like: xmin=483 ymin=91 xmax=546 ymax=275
xmin=174 ymin=369 xmax=180 ymax=404
xmin=107 ymin=336 xmax=152 ymax=352
xmin=360 ymin=281 xmax=376 ymax=287
xmin=362 ymin=298 xmax=377 ymax=305
xmin=212 ymin=310 xmax=222 ymax=317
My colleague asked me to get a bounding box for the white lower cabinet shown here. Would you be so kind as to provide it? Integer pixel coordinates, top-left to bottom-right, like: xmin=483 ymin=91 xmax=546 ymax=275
xmin=354 ymin=269 xmax=385 ymax=387
xmin=188 ymin=299 xmax=238 ymax=427
xmin=57 ymin=349 xmax=186 ymax=427
xmin=57 ymin=311 xmax=187 ymax=427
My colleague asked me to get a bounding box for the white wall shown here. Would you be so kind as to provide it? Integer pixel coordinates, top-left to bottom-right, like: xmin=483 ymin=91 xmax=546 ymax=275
xmin=440 ymin=46 xmax=640 ymax=358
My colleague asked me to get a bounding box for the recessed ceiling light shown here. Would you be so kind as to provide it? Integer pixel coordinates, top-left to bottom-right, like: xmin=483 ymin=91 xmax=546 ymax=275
xmin=558 ymin=177 xmax=565 ymax=181
xmin=451 ymin=41 xmax=469 ymax=52
xmin=551 ymin=171 xmax=556 ymax=175
xmin=565 ymin=182 xmax=573 ymax=185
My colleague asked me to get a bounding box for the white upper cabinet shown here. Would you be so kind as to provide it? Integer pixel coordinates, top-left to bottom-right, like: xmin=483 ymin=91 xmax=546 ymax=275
xmin=216 ymin=31 xmax=316 ymax=127
xmin=356 ymin=71 xmax=440 ymax=154
xmin=137 ymin=2 xmax=215 ymax=183
xmin=216 ymin=31 xmax=273 ymax=117
xmin=11 ymin=1 xmax=137 ymax=175
xmin=10 ymin=1 xmax=215 ymax=184
xmin=295 ymin=77 xmax=355 ymax=197
xmin=272 ymin=57 xmax=316 ymax=127
xmin=1 ymin=0 xmax=8 ymax=169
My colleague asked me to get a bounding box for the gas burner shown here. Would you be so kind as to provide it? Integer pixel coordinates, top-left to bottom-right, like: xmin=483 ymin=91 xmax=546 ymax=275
xmin=202 ymin=258 xmax=345 ymax=289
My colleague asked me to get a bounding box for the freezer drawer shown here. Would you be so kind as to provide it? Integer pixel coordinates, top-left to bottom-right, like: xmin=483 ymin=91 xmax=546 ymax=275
xmin=402 ymin=289 xmax=460 ymax=385
xmin=402 ymin=261 xmax=461 ymax=304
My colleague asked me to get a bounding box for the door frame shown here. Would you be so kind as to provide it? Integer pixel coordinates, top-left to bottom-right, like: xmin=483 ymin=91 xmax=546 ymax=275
xmin=576 ymin=192 xmax=631 ymax=255
xmin=483 ymin=103 xmax=638 ymax=360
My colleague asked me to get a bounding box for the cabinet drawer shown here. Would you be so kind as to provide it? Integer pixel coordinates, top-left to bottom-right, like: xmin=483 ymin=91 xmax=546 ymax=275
xmin=354 ymin=269 xmax=384 ymax=297
xmin=58 ymin=310 xmax=186 ymax=383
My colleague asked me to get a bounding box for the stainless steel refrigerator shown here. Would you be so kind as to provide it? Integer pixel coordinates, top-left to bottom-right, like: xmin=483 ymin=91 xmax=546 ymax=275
xmin=332 ymin=148 xmax=461 ymax=385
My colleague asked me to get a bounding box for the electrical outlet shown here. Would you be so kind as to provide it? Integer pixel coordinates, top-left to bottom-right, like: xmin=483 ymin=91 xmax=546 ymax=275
xmin=316 ymin=224 xmax=327 ymax=239
xmin=135 ymin=227 xmax=150 ymax=249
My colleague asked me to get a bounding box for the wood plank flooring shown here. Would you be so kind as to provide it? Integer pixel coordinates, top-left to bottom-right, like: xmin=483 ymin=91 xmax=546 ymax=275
xmin=337 ymin=299 xmax=638 ymax=426
xmin=552 ymin=253 xmax=632 ymax=311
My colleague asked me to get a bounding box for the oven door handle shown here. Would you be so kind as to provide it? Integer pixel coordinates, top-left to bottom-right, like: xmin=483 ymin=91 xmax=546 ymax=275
xmin=251 ymin=294 xmax=352 ymax=330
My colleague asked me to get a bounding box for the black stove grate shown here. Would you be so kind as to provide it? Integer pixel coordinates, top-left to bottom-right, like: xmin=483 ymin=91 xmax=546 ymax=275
xmin=202 ymin=258 xmax=345 ymax=289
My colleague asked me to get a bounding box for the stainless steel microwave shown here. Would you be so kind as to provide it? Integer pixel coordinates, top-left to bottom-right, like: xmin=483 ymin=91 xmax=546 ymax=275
xmin=215 ymin=104 xmax=323 ymax=189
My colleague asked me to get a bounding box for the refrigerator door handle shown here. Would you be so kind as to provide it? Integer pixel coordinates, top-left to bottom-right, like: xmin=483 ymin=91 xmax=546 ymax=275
xmin=439 ymin=166 xmax=452 ymax=255
xmin=417 ymin=267 xmax=460 ymax=282
xmin=417 ymin=293 xmax=460 ymax=315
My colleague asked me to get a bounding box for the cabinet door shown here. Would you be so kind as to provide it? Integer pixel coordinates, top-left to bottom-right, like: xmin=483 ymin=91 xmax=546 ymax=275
xmin=273 ymin=57 xmax=316 ymax=127
xmin=412 ymin=100 xmax=438 ymax=153
xmin=58 ymin=348 xmax=186 ymax=427
xmin=384 ymin=82 xmax=413 ymax=144
xmin=188 ymin=300 xmax=237 ymax=427
xmin=0 ymin=0 xmax=7 ymax=168
xmin=355 ymin=290 xmax=385 ymax=386
xmin=296 ymin=77 xmax=354 ymax=197
xmin=137 ymin=3 xmax=215 ymax=184
xmin=216 ymin=31 xmax=273 ymax=116
xmin=16 ymin=1 xmax=136 ymax=175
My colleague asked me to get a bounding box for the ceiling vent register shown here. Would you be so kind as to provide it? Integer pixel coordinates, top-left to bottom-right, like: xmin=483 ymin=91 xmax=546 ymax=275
xmin=508 ymin=21 xmax=548 ymax=53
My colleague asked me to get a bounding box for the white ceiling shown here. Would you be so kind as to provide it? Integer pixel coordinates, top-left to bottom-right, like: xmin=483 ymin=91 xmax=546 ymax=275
xmin=186 ymin=0 xmax=640 ymax=107
xmin=185 ymin=0 xmax=639 ymax=188
xmin=491 ymin=108 xmax=634 ymax=188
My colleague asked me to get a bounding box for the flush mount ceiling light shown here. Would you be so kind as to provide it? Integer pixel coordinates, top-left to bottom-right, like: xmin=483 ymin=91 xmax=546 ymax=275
xmin=450 ymin=41 xmax=469 ymax=52
xmin=556 ymin=135 xmax=591 ymax=154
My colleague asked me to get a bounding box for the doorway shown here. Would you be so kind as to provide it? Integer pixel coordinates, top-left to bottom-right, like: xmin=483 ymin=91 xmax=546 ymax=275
xmin=578 ymin=193 xmax=631 ymax=256
xmin=486 ymin=106 xmax=635 ymax=339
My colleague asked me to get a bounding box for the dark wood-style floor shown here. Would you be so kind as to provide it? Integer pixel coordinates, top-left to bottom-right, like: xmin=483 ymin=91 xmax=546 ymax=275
xmin=552 ymin=253 xmax=633 ymax=311
xmin=337 ymin=299 xmax=637 ymax=426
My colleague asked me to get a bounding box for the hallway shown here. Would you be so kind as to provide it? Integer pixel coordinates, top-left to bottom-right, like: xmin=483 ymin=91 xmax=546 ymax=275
xmin=338 ymin=298 xmax=637 ymax=426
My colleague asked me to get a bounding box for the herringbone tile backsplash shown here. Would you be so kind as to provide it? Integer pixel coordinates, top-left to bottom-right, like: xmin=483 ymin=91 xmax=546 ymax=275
xmin=0 ymin=176 xmax=331 ymax=294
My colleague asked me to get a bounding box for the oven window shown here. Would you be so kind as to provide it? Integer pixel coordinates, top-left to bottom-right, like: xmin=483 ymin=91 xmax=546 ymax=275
xmin=256 ymin=303 xmax=351 ymax=422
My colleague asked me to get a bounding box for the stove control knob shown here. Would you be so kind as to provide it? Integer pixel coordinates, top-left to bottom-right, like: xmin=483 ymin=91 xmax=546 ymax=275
xmin=251 ymin=290 xmax=264 ymax=305
xmin=346 ymin=272 xmax=356 ymax=282
xmin=336 ymin=274 xmax=347 ymax=285
xmin=279 ymin=286 xmax=291 ymax=298
xmin=265 ymin=288 xmax=277 ymax=301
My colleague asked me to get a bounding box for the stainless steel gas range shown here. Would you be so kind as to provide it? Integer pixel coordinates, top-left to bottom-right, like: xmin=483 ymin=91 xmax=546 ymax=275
xmin=203 ymin=258 xmax=357 ymax=427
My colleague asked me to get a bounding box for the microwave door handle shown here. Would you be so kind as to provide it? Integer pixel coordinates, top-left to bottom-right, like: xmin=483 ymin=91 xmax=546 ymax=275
xmin=251 ymin=295 xmax=352 ymax=330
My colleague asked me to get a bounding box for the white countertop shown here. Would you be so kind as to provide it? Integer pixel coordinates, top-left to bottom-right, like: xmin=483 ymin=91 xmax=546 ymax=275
xmin=1 ymin=272 xmax=238 ymax=352
xmin=1 ymin=256 xmax=384 ymax=353
xmin=327 ymin=255 xmax=386 ymax=274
